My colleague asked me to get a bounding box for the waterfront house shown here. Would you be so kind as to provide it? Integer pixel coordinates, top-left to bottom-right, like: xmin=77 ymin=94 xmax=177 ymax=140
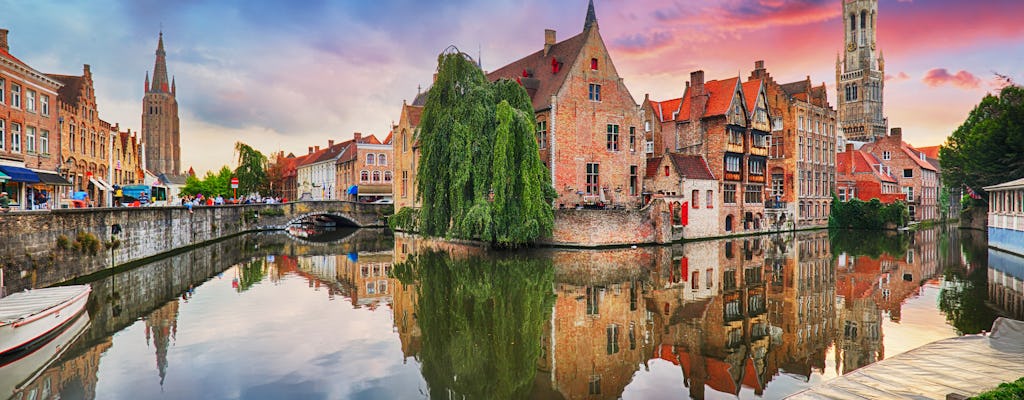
xmin=860 ymin=128 xmax=938 ymax=221
xmin=392 ymin=98 xmax=424 ymax=211
xmin=643 ymin=153 xmax=719 ymax=238
xmin=836 ymin=143 xmax=906 ymax=203
xmin=985 ymin=177 xmax=1024 ymax=255
xmin=336 ymin=132 xmax=393 ymax=203
xmin=486 ymin=0 xmax=646 ymax=208
xmin=296 ymin=142 xmax=344 ymax=200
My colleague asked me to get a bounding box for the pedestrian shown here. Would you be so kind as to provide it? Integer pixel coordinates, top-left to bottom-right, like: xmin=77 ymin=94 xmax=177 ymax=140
xmin=0 ymin=192 xmax=11 ymax=213
xmin=114 ymin=185 xmax=123 ymax=207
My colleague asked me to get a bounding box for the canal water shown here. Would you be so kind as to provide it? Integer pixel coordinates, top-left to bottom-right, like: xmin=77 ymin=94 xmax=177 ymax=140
xmin=5 ymin=226 xmax=1021 ymax=400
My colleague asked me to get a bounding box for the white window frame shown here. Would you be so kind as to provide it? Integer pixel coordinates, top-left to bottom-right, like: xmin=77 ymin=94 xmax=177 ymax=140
xmin=0 ymin=77 xmax=5 ymax=104
xmin=25 ymin=88 xmax=36 ymax=112
xmin=10 ymin=83 xmax=21 ymax=108
xmin=11 ymin=123 xmax=21 ymax=153
xmin=40 ymin=95 xmax=49 ymax=116
xmin=40 ymin=130 xmax=50 ymax=155
xmin=26 ymin=126 xmax=35 ymax=153
xmin=366 ymin=153 xmax=375 ymax=165
xmin=378 ymin=153 xmax=387 ymax=166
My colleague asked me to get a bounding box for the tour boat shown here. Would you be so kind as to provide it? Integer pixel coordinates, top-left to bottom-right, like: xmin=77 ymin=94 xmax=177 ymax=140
xmin=0 ymin=311 xmax=90 ymax=396
xmin=0 ymin=285 xmax=91 ymax=358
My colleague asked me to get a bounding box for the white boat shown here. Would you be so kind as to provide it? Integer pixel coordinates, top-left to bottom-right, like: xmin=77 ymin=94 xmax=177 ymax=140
xmin=0 ymin=285 xmax=91 ymax=357
xmin=0 ymin=311 xmax=90 ymax=397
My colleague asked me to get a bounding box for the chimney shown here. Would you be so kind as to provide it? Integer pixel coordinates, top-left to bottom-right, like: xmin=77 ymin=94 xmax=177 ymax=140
xmin=752 ymin=60 xmax=765 ymax=79
xmin=544 ymin=29 xmax=556 ymax=56
xmin=84 ymin=64 xmax=91 ymax=75
xmin=328 ymin=139 xmax=334 ymax=147
xmin=689 ymin=70 xmax=707 ymax=121
xmin=314 ymin=146 xmax=320 ymax=152
xmin=0 ymin=28 xmax=8 ymax=52
xmin=845 ymin=143 xmax=854 ymax=152
xmin=308 ymin=146 xmax=314 ymax=154
xmin=890 ymin=127 xmax=901 ymax=139
xmin=354 ymin=132 xmax=362 ymax=142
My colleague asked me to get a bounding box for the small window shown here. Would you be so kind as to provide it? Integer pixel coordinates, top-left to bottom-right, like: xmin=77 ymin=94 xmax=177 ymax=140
xmin=692 ymin=190 xmax=699 ymax=208
xmin=591 ymin=58 xmax=598 ymax=70
xmin=664 ymin=165 xmax=670 ymax=177
xmin=372 ymin=171 xmax=381 ymax=182
xmin=360 ymin=170 xmax=369 ymax=182
xmin=903 ymin=169 xmax=913 ymax=178
xmin=378 ymin=153 xmax=387 ymax=166
xmin=366 ymin=153 xmax=375 ymax=165
xmin=588 ymin=84 xmax=601 ymax=101
xmin=883 ymin=151 xmax=891 ymax=160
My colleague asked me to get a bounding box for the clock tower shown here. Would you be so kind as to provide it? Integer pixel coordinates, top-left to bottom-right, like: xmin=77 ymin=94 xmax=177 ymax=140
xmin=836 ymin=0 xmax=886 ymax=142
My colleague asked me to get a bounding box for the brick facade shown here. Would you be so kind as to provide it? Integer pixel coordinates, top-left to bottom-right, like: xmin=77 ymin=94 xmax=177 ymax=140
xmin=860 ymin=128 xmax=938 ymax=221
xmin=0 ymin=28 xmax=64 ymax=209
xmin=748 ymin=61 xmax=837 ymax=228
xmin=335 ymin=132 xmax=393 ymax=202
xmin=487 ymin=3 xmax=645 ymax=208
xmin=392 ymin=101 xmax=423 ymax=210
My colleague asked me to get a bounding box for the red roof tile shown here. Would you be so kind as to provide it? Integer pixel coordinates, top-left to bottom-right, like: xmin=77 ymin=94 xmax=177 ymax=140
xmin=649 ymin=98 xmax=682 ymax=122
xmin=382 ymin=131 xmax=393 ymax=145
xmin=487 ymin=31 xmax=589 ymax=111
xmin=900 ymin=143 xmax=936 ymax=171
xmin=742 ymin=80 xmax=761 ymax=115
xmin=704 ymin=77 xmax=740 ymax=117
xmin=668 ymin=153 xmax=716 ymax=180
xmin=645 ymin=157 xmax=663 ymax=178
xmin=915 ymin=145 xmax=940 ymax=160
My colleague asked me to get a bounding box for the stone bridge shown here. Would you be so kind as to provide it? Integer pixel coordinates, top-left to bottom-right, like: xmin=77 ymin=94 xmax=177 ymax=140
xmin=0 ymin=201 xmax=390 ymax=294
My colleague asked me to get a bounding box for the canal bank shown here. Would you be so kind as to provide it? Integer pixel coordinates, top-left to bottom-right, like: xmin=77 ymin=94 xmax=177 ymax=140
xmin=0 ymin=201 xmax=387 ymax=295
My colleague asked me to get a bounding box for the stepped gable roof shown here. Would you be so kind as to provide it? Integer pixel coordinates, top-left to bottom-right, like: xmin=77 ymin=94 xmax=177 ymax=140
xmin=645 ymin=157 xmax=663 ymax=178
xmin=742 ymin=79 xmax=762 ymax=114
xmin=703 ymin=77 xmax=740 ymax=117
xmin=46 ymin=73 xmax=85 ymax=107
xmin=668 ymin=153 xmax=716 ymax=180
xmin=486 ymin=31 xmax=588 ymax=111
xmin=809 ymin=83 xmax=829 ymax=107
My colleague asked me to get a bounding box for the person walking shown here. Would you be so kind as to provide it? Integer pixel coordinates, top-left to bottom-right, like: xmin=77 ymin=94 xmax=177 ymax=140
xmin=0 ymin=192 xmax=11 ymax=212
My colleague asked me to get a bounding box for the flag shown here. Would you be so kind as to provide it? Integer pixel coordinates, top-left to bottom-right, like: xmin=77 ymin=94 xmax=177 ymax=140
xmin=965 ymin=185 xmax=982 ymax=200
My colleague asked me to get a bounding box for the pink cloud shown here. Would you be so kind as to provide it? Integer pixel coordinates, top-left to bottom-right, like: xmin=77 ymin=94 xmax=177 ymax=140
xmin=922 ymin=68 xmax=981 ymax=89
xmin=885 ymin=71 xmax=910 ymax=81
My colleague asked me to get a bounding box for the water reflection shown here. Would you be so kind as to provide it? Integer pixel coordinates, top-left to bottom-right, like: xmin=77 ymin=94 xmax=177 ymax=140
xmin=6 ymin=225 xmax=1018 ymax=400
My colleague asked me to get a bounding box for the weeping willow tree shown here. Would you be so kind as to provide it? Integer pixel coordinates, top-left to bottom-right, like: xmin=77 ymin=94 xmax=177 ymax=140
xmin=392 ymin=251 xmax=555 ymax=399
xmin=234 ymin=141 xmax=269 ymax=196
xmin=417 ymin=50 xmax=555 ymax=246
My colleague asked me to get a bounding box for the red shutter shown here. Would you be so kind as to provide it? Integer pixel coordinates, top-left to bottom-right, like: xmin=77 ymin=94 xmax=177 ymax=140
xmin=681 ymin=202 xmax=689 ymax=226
xmin=680 ymin=257 xmax=689 ymax=278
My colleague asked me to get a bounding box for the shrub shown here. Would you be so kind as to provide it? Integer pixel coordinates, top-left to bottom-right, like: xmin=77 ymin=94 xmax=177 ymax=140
xmin=56 ymin=234 xmax=71 ymax=250
xmin=389 ymin=207 xmax=420 ymax=232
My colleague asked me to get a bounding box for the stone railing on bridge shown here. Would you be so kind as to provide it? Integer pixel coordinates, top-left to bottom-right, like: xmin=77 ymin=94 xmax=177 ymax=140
xmin=0 ymin=201 xmax=389 ymax=294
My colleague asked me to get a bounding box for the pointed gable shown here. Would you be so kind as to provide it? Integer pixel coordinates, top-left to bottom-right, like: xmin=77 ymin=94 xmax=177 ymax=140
xmin=704 ymin=77 xmax=742 ymax=117
xmin=487 ymin=32 xmax=587 ymax=111
xmin=668 ymin=154 xmax=717 ymax=180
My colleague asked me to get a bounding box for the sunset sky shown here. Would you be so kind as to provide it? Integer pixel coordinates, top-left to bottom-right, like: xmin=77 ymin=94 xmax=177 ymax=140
xmin=4 ymin=0 xmax=1022 ymax=173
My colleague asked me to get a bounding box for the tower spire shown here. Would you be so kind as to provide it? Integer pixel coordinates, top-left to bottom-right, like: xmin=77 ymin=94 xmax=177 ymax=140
xmin=151 ymin=31 xmax=170 ymax=93
xmin=584 ymin=0 xmax=597 ymax=30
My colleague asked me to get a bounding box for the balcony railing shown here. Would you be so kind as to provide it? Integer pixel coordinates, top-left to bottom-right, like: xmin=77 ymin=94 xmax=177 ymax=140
xmin=765 ymin=200 xmax=787 ymax=210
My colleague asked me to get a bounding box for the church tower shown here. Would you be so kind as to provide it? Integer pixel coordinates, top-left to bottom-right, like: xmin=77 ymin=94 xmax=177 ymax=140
xmin=836 ymin=0 xmax=886 ymax=142
xmin=142 ymin=32 xmax=181 ymax=175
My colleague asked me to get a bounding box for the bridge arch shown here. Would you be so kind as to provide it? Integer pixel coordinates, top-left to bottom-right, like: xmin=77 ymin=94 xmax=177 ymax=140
xmin=284 ymin=211 xmax=362 ymax=228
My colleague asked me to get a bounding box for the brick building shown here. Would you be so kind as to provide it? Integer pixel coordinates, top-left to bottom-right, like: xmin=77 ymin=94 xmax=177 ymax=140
xmin=142 ymin=32 xmax=181 ymax=176
xmin=654 ymin=70 xmax=770 ymax=234
xmin=746 ymin=61 xmax=838 ymax=228
xmin=0 ymin=28 xmax=68 ymax=210
xmin=836 ymin=0 xmax=887 ymax=142
xmin=336 ymin=132 xmax=393 ymax=202
xmin=643 ymin=153 xmax=719 ymax=238
xmin=860 ymin=128 xmax=938 ymax=221
xmin=111 ymin=124 xmax=144 ymax=187
xmin=392 ymin=98 xmax=424 ymax=210
xmin=296 ymin=140 xmax=347 ymax=200
xmin=47 ymin=64 xmax=117 ymax=206
xmin=487 ymin=0 xmax=645 ymax=208
xmin=836 ymin=143 xmax=906 ymax=203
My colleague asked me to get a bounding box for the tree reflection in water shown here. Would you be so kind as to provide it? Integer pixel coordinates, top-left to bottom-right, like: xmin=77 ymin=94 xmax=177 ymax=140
xmin=392 ymin=251 xmax=555 ymax=400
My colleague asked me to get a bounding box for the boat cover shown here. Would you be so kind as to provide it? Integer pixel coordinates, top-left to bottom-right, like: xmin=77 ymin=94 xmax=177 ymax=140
xmin=788 ymin=317 xmax=1024 ymax=399
xmin=0 ymin=285 xmax=91 ymax=325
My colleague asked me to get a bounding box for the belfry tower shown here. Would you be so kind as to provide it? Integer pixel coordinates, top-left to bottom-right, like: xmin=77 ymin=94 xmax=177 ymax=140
xmin=836 ymin=0 xmax=887 ymax=142
xmin=142 ymin=32 xmax=181 ymax=175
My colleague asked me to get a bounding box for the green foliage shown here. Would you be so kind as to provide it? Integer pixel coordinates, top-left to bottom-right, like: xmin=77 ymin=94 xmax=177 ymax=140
xmin=182 ymin=166 xmax=234 ymax=198
xmin=829 ymin=229 xmax=909 ymax=259
xmin=391 ymin=251 xmax=555 ymax=400
xmin=104 ymin=236 xmax=121 ymax=250
xmin=236 ymin=259 xmax=267 ymax=292
xmin=259 ymin=207 xmax=285 ymax=216
xmin=970 ymin=376 xmax=1024 ymax=400
xmin=416 ymin=51 xmax=555 ymax=246
xmin=829 ymin=193 xmax=909 ymax=229
xmin=388 ymin=207 xmax=420 ymax=231
xmin=75 ymin=231 xmax=101 ymax=256
xmin=56 ymin=234 xmax=70 ymax=250
xmin=234 ymin=142 xmax=270 ymax=196
xmin=939 ymin=265 xmax=999 ymax=335
xmin=940 ymin=85 xmax=1024 ymax=197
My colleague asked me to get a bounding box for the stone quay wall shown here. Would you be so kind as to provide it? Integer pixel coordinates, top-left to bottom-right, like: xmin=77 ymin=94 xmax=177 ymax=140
xmin=0 ymin=201 xmax=387 ymax=294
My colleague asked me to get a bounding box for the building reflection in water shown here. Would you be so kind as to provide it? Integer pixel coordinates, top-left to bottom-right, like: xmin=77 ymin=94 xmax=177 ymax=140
xmin=9 ymin=226 xmax=1004 ymax=400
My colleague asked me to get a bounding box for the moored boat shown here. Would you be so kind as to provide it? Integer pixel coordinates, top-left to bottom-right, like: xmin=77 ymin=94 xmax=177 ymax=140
xmin=0 ymin=285 xmax=91 ymax=357
xmin=0 ymin=311 xmax=90 ymax=396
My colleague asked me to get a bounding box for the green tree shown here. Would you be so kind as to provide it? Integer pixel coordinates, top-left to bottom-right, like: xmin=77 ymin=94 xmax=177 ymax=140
xmin=234 ymin=142 xmax=269 ymax=197
xmin=392 ymin=251 xmax=555 ymax=400
xmin=181 ymin=166 xmax=233 ymax=198
xmin=940 ymin=85 xmax=1024 ymax=196
xmin=416 ymin=50 xmax=555 ymax=246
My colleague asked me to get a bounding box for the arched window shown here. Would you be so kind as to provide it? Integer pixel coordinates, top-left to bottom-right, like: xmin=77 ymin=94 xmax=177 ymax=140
xmin=384 ymin=171 xmax=393 ymax=182
xmin=372 ymin=171 xmax=381 ymax=182
xmin=378 ymin=153 xmax=387 ymax=166
xmin=366 ymin=153 xmax=375 ymax=165
xmin=860 ymin=10 xmax=866 ymax=29
xmin=852 ymin=84 xmax=858 ymax=100
xmin=360 ymin=170 xmax=369 ymax=182
xmin=725 ymin=215 xmax=734 ymax=232
xmin=850 ymin=13 xmax=856 ymax=32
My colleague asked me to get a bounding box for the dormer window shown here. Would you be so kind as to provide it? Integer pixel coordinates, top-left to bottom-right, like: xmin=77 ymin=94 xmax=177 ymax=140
xmin=591 ymin=58 xmax=598 ymax=70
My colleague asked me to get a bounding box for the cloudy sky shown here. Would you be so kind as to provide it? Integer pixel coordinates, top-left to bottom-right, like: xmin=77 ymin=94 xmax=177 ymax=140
xmin=4 ymin=0 xmax=1022 ymax=174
